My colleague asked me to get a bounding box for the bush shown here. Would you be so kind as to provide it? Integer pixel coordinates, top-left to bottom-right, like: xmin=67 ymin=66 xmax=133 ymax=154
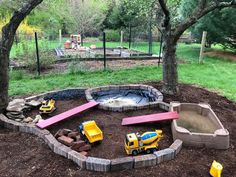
xmin=99 ymin=30 xmax=120 ymax=42
xmin=10 ymin=70 xmax=24 ymax=81
xmin=19 ymin=50 xmax=56 ymax=71
xmin=67 ymin=61 xmax=89 ymax=75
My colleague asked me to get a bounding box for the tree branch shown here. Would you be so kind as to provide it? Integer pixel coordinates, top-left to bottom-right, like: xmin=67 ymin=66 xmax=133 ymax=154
xmin=173 ymin=0 xmax=236 ymax=41
xmin=1 ymin=0 xmax=43 ymax=50
xmin=158 ymin=0 xmax=170 ymax=28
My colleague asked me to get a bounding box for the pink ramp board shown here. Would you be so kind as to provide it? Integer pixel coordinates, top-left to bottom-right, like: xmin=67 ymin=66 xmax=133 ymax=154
xmin=36 ymin=101 xmax=98 ymax=129
xmin=122 ymin=111 xmax=179 ymax=126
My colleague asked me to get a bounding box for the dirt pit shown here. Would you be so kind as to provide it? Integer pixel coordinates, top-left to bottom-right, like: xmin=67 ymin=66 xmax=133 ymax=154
xmin=1 ymin=82 xmax=236 ymax=177
xmin=177 ymin=111 xmax=217 ymax=133
xmin=28 ymin=98 xmax=171 ymax=159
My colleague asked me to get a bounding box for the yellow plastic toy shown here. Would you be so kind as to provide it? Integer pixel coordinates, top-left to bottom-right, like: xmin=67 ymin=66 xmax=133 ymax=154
xmin=39 ymin=99 xmax=56 ymax=114
xmin=210 ymin=160 xmax=223 ymax=177
xmin=79 ymin=121 xmax=103 ymax=143
xmin=125 ymin=130 xmax=163 ymax=155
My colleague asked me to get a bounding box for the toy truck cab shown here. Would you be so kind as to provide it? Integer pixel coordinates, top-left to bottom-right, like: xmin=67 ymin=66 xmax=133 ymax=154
xmin=79 ymin=121 xmax=103 ymax=143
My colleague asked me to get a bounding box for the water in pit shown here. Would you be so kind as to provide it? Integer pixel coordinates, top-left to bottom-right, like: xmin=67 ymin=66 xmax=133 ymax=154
xmin=92 ymin=89 xmax=158 ymax=107
xmin=177 ymin=111 xmax=218 ymax=133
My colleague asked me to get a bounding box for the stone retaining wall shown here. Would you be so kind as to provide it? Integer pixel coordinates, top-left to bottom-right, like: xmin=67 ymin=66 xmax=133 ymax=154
xmin=0 ymin=113 xmax=182 ymax=172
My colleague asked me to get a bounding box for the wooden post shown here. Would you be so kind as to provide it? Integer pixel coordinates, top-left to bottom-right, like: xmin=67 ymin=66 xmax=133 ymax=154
xmin=120 ymin=30 xmax=123 ymax=47
xmin=199 ymin=31 xmax=207 ymax=64
xmin=59 ymin=29 xmax=62 ymax=46
xmin=35 ymin=32 xmax=40 ymax=76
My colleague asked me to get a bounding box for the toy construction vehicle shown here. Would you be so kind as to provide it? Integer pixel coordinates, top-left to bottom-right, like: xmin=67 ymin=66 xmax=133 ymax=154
xmin=210 ymin=160 xmax=223 ymax=177
xmin=39 ymin=99 xmax=56 ymax=114
xmin=125 ymin=130 xmax=163 ymax=156
xmin=79 ymin=120 xmax=103 ymax=144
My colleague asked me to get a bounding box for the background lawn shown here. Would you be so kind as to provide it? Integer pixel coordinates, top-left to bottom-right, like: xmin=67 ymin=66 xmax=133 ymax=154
xmin=9 ymin=41 xmax=236 ymax=102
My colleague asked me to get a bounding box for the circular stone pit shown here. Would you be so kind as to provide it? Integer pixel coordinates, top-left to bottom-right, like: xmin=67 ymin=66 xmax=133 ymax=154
xmin=85 ymin=85 xmax=163 ymax=112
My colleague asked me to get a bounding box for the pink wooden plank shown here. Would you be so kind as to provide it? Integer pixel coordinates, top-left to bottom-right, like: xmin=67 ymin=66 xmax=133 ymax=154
xmin=36 ymin=101 xmax=98 ymax=129
xmin=122 ymin=111 xmax=179 ymax=126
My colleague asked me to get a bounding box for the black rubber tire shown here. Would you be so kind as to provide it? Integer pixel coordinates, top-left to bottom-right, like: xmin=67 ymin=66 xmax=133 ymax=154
xmin=132 ymin=150 xmax=138 ymax=156
xmin=146 ymin=149 xmax=152 ymax=154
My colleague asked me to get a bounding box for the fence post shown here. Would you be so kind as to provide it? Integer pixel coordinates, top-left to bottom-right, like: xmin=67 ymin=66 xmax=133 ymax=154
xmin=59 ymin=29 xmax=62 ymax=46
xmin=129 ymin=24 xmax=132 ymax=49
xmin=199 ymin=31 xmax=207 ymax=64
xmin=120 ymin=30 xmax=124 ymax=48
xmin=148 ymin=20 xmax=153 ymax=55
xmin=35 ymin=32 xmax=40 ymax=76
xmin=103 ymin=32 xmax=106 ymax=71
xmin=158 ymin=34 xmax=163 ymax=67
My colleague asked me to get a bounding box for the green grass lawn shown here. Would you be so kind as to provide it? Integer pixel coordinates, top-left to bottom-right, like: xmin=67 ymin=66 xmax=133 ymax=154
xmin=9 ymin=42 xmax=236 ymax=102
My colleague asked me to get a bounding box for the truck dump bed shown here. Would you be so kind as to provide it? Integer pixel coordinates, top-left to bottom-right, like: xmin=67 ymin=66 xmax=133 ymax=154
xmin=82 ymin=121 xmax=103 ymax=143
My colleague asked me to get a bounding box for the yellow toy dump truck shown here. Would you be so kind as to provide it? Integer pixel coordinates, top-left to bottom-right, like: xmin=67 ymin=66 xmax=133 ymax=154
xmin=125 ymin=130 xmax=163 ymax=156
xmin=79 ymin=121 xmax=103 ymax=144
xmin=39 ymin=99 xmax=56 ymax=114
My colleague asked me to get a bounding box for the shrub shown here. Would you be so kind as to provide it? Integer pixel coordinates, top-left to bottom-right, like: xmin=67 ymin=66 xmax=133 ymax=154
xmin=99 ymin=30 xmax=120 ymax=42
xmin=67 ymin=61 xmax=89 ymax=75
xmin=19 ymin=50 xmax=56 ymax=71
xmin=10 ymin=70 xmax=24 ymax=81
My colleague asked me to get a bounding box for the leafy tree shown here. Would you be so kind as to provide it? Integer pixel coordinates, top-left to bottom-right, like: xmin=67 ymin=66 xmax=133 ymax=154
xmin=179 ymin=0 xmax=236 ymax=50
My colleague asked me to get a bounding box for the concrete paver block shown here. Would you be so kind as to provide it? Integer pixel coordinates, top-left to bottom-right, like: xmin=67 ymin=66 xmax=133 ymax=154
xmin=86 ymin=157 xmax=111 ymax=172
xmin=169 ymin=139 xmax=183 ymax=156
xmin=111 ymin=157 xmax=134 ymax=171
xmin=154 ymin=148 xmax=175 ymax=164
xmin=134 ymin=154 xmax=157 ymax=168
xmin=68 ymin=150 xmax=87 ymax=169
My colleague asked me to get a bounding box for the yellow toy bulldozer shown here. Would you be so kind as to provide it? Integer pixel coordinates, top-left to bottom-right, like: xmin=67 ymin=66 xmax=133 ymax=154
xmin=39 ymin=99 xmax=56 ymax=114
xmin=125 ymin=130 xmax=163 ymax=155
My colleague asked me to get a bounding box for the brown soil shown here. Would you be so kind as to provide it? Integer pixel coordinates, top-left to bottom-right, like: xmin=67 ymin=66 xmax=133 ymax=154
xmin=1 ymin=82 xmax=236 ymax=177
xmin=35 ymin=99 xmax=170 ymax=159
xmin=204 ymin=50 xmax=236 ymax=62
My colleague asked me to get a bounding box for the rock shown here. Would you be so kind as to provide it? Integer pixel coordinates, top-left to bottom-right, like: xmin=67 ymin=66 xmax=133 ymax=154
xmin=78 ymin=144 xmax=91 ymax=152
xmin=76 ymin=135 xmax=81 ymax=141
xmin=62 ymin=129 xmax=72 ymax=136
xmin=33 ymin=115 xmax=43 ymax=123
xmin=58 ymin=136 xmax=74 ymax=146
xmin=68 ymin=131 xmax=79 ymax=139
xmin=7 ymin=99 xmax=25 ymax=112
xmin=23 ymin=117 xmax=33 ymax=123
xmin=80 ymin=151 xmax=88 ymax=156
xmin=54 ymin=129 xmax=64 ymax=139
xmin=25 ymin=100 xmax=42 ymax=107
xmin=6 ymin=112 xmax=25 ymax=120
xmin=71 ymin=140 xmax=86 ymax=152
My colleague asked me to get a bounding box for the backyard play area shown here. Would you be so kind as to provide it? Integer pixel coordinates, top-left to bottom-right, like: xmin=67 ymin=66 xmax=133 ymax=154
xmin=1 ymin=0 xmax=236 ymax=177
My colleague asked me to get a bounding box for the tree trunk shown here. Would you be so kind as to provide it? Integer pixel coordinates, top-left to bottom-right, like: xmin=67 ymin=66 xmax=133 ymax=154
xmin=161 ymin=30 xmax=179 ymax=95
xmin=0 ymin=0 xmax=43 ymax=113
xmin=0 ymin=43 xmax=9 ymax=113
